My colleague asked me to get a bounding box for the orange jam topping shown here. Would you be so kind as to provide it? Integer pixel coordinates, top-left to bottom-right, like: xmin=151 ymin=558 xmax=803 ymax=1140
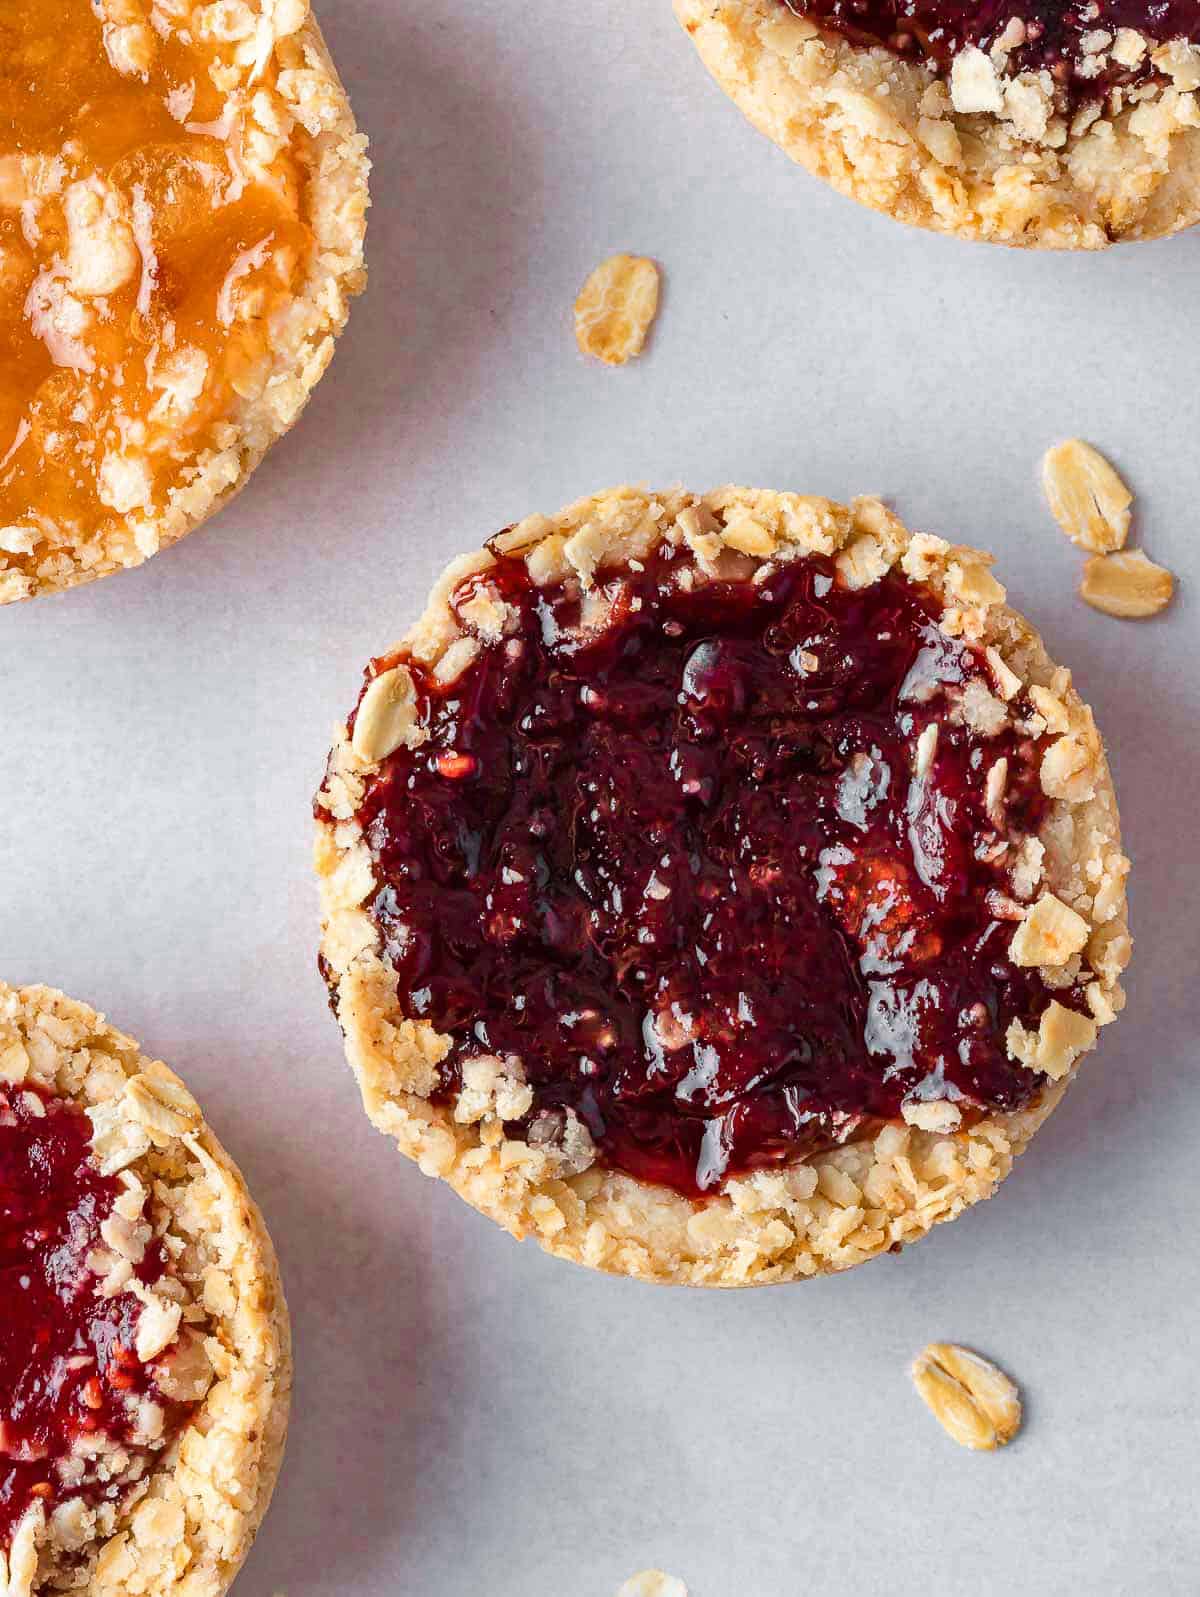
xmin=0 ymin=0 xmax=313 ymax=576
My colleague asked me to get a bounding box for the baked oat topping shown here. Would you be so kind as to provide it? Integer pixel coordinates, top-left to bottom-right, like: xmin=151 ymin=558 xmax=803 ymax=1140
xmin=781 ymin=0 xmax=1200 ymax=110
xmin=911 ymin=1341 xmax=1022 ymax=1450
xmin=574 ymin=254 xmax=660 ymax=366
xmin=322 ymin=537 xmax=1099 ymax=1199
xmin=0 ymin=1082 xmax=197 ymax=1561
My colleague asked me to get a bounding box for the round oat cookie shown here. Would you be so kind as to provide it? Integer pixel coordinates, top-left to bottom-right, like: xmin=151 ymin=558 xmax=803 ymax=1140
xmin=0 ymin=0 xmax=369 ymax=604
xmin=674 ymin=0 xmax=1200 ymax=248
xmin=0 ymin=983 xmax=290 ymax=1595
xmin=315 ymin=487 xmax=1131 ymax=1287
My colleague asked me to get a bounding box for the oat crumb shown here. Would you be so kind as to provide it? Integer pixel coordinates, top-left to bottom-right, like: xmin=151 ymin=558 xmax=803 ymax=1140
xmin=574 ymin=254 xmax=660 ymax=366
xmin=616 ymin=1573 xmax=689 ymax=1597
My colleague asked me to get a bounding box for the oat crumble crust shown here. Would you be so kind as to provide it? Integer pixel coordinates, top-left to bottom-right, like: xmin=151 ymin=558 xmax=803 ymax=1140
xmin=0 ymin=0 xmax=369 ymax=605
xmin=315 ymin=486 xmax=1131 ymax=1287
xmin=0 ymin=984 xmax=291 ymax=1595
xmin=674 ymin=0 xmax=1200 ymax=247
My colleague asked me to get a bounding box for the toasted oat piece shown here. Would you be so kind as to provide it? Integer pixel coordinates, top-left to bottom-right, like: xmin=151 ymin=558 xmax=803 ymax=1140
xmin=0 ymin=983 xmax=290 ymax=1597
xmin=574 ymin=254 xmax=660 ymax=365
xmin=351 ymin=663 xmax=427 ymax=762
xmin=1080 ymin=548 xmax=1175 ymax=618
xmin=912 ymin=1343 xmax=1022 ymax=1451
xmin=1042 ymin=441 xmax=1133 ymax=553
xmin=315 ymin=488 xmax=1130 ymax=1289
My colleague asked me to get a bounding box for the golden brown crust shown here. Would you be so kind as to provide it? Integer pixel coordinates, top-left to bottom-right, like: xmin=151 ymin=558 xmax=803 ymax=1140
xmin=674 ymin=0 xmax=1200 ymax=248
xmin=315 ymin=486 xmax=1131 ymax=1287
xmin=0 ymin=984 xmax=291 ymax=1595
xmin=0 ymin=0 xmax=369 ymax=605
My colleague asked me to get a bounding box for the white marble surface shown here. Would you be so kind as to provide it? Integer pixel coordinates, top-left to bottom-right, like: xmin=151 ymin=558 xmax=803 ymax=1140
xmin=3 ymin=2 xmax=1199 ymax=1593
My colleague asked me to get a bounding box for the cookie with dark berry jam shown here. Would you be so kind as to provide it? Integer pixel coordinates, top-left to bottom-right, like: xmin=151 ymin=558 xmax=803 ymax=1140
xmin=0 ymin=984 xmax=290 ymax=1594
xmin=316 ymin=488 xmax=1130 ymax=1286
xmin=675 ymin=0 xmax=1200 ymax=247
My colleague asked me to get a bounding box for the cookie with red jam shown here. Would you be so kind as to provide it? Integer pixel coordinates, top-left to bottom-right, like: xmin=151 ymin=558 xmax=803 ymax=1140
xmin=675 ymin=0 xmax=1200 ymax=246
xmin=0 ymin=984 xmax=290 ymax=1594
xmin=315 ymin=488 xmax=1130 ymax=1286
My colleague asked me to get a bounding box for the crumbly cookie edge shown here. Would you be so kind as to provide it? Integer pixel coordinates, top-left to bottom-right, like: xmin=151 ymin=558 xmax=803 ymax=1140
xmin=315 ymin=485 xmax=1131 ymax=1288
xmin=0 ymin=982 xmax=292 ymax=1596
xmin=674 ymin=0 xmax=1200 ymax=249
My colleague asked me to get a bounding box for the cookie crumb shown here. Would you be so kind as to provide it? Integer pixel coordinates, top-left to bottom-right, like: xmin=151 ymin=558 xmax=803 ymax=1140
xmin=574 ymin=254 xmax=660 ymax=366
xmin=911 ymin=1342 xmax=1022 ymax=1451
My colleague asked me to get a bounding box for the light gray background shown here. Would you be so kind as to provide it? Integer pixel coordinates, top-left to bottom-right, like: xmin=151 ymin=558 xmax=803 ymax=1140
xmin=3 ymin=2 xmax=1198 ymax=1593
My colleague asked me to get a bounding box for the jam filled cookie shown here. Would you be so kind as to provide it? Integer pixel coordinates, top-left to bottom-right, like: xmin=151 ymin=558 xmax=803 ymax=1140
xmin=0 ymin=0 xmax=369 ymax=604
xmin=675 ymin=0 xmax=1200 ymax=246
xmin=315 ymin=488 xmax=1130 ymax=1286
xmin=0 ymin=984 xmax=290 ymax=1595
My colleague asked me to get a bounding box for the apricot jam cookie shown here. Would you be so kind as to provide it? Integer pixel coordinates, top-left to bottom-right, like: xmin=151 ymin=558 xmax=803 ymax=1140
xmin=315 ymin=487 xmax=1131 ymax=1287
xmin=674 ymin=0 xmax=1200 ymax=246
xmin=0 ymin=984 xmax=290 ymax=1595
xmin=0 ymin=0 xmax=368 ymax=604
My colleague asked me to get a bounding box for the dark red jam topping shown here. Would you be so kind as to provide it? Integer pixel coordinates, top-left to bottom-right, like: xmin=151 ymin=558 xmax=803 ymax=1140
xmin=782 ymin=0 xmax=1200 ymax=100
xmin=0 ymin=1085 xmax=190 ymax=1552
xmin=335 ymin=547 xmax=1073 ymax=1198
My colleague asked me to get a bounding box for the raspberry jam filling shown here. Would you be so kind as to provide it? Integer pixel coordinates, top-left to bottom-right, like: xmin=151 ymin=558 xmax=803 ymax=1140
xmin=339 ymin=547 xmax=1073 ymax=1198
xmin=782 ymin=0 xmax=1200 ymax=98
xmin=0 ymin=1085 xmax=192 ymax=1553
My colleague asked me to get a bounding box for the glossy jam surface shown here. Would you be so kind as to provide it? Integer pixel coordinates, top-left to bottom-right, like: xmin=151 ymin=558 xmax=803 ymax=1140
xmin=0 ymin=1085 xmax=187 ymax=1551
xmin=0 ymin=0 xmax=309 ymax=560
xmin=346 ymin=549 xmax=1062 ymax=1197
xmin=783 ymin=0 xmax=1200 ymax=92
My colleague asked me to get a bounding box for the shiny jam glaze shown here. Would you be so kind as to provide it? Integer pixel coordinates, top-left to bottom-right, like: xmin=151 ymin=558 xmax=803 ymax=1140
xmin=0 ymin=0 xmax=310 ymax=556
xmin=782 ymin=0 xmax=1200 ymax=95
xmin=0 ymin=1085 xmax=190 ymax=1552
xmin=339 ymin=549 xmax=1071 ymax=1198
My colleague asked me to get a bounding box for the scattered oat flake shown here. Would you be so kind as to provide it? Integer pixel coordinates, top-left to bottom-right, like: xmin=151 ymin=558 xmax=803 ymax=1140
xmin=1041 ymin=439 xmax=1132 ymax=553
xmin=574 ymin=253 xmax=660 ymax=366
xmin=616 ymin=1574 xmax=688 ymax=1597
xmin=1080 ymin=548 xmax=1174 ymax=619
xmin=911 ymin=1342 xmax=1022 ymax=1452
